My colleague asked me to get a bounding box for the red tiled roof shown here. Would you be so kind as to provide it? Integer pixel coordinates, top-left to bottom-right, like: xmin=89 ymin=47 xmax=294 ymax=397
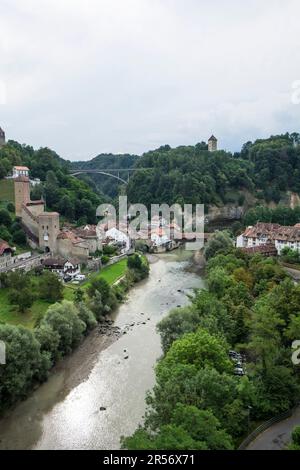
xmin=14 ymin=166 xmax=29 ymax=171
xmin=243 ymin=223 xmax=300 ymax=242
xmin=241 ymin=244 xmax=277 ymax=256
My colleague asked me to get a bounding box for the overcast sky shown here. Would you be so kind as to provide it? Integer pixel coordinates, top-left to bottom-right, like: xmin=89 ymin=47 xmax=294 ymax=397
xmin=0 ymin=0 xmax=300 ymax=161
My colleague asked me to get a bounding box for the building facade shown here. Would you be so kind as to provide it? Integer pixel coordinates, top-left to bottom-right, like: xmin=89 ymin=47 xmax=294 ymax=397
xmin=237 ymin=222 xmax=300 ymax=255
xmin=13 ymin=166 xmax=30 ymax=178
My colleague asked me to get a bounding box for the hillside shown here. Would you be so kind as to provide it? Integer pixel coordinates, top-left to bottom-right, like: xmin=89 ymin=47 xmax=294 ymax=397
xmin=0 ymin=179 xmax=14 ymax=204
xmin=0 ymin=141 xmax=106 ymax=225
xmin=126 ymin=133 xmax=300 ymax=219
xmin=1 ymin=133 xmax=300 ymax=228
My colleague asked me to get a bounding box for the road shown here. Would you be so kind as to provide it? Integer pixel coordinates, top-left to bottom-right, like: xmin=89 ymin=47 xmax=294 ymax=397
xmin=247 ymin=406 xmax=300 ymax=450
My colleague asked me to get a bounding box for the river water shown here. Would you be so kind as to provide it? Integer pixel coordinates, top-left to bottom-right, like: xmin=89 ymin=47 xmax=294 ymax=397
xmin=0 ymin=251 xmax=203 ymax=450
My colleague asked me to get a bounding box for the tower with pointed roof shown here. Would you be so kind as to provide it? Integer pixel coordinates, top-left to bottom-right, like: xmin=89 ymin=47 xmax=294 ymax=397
xmin=208 ymin=135 xmax=218 ymax=152
xmin=0 ymin=127 xmax=5 ymax=147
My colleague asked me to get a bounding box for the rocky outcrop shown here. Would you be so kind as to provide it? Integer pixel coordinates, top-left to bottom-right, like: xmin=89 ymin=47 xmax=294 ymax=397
xmin=207 ymin=204 xmax=245 ymax=222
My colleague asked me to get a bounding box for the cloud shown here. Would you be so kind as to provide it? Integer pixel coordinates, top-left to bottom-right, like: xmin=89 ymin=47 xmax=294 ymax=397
xmin=0 ymin=0 xmax=300 ymax=159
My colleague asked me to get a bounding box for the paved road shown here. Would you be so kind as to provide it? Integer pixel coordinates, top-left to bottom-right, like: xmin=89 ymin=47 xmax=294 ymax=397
xmin=282 ymin=265 xmax=300 ymax=282
xmin=247 ymin=407 xmax=300 ymax=450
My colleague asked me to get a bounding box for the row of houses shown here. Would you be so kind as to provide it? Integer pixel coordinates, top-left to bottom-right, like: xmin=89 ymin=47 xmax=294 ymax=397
xmin=237 ymin=222 xmax=300 ymax=255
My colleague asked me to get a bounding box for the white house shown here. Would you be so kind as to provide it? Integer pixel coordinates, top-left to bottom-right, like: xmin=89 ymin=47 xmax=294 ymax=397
xmin=43 ymin=257 xmax=81 ymax=278
xmin=151 ymin=227 xmax=171 ymax=247
xmin=12 ymin=166 xmax=29 ymax=178
xmin=237 ymin=222 xmax=300 ymax=255
xmin=105 ymin=227 xmax=131 ymax=253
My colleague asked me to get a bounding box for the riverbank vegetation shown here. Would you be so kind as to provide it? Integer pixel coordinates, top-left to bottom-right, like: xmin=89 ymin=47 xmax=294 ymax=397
xmin=123 ymin=235 xmax=300 ymax=450
xmin=0 ymin=254 xmax=149 ymax=414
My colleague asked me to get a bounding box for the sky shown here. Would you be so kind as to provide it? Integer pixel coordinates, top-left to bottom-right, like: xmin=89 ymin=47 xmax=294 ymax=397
xmin=0 ymin=0 xmax=300 ymax=161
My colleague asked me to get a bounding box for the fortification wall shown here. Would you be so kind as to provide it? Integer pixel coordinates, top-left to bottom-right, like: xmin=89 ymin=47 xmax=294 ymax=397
xmin=57 ymin=238 xmax=89 ymax=261
xmin=21 ymin=205 xmax=39 ymax=239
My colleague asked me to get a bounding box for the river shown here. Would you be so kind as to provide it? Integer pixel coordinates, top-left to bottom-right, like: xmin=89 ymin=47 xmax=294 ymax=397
xmin=0 ymin=250 xmax=203 ymax=450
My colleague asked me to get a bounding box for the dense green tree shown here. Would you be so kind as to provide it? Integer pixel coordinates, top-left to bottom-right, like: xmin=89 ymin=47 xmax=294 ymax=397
xmin=8 ymin=287 xmax=35 ymax=312
xmin=204 ymin=231 xmax=233 ymax=260
xmin=39 ymin=272 xmax=64 ymax=302
xmin=0 ymin=324 xmax=49 ymax=411
xmin=0 ymin=209 xmax=12 ymax=227
xmin=76 ymin=303 xmax=97 ymax=333
xmin=39 ymin=301 xmax=85 ymax=356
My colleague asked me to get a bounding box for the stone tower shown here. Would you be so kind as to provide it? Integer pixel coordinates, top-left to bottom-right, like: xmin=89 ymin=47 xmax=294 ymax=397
xmin=0 ymin=127 xmax=5 ymax=147
xmin=208 ymin=135 xmax=218 ymax=152
xmin=14 ymin=177 xmax=31 ymax=217
xmin=38 ymin=212 xmax=60 ymax=253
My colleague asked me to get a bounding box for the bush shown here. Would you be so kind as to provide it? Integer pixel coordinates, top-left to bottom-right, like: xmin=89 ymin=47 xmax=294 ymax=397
xmin=39 ymin=271 xmax=64 ymax=302
xmin=0 ymin=209 xmax=12 ymax=227
xmin=103 ymin=245 xmax=117 ymax=256
xmin=101 ymin=255 xmax=110 ymax=265
xmin=7 ymin=202 xmax=15 ymax=213
xmin=12 ymin=229 xmax=27 ymax=245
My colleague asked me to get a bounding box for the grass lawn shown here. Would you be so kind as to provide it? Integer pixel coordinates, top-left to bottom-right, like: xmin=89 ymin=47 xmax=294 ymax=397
xmin=82 ymin=258 xmax=127 ymax=290
xmin=0 ymin=259 xmax=129 ymax=329
xmin=0 ymin=289 xmax=50 ymax=329
xmin=0 ymin=179 xmax=14 ymax=203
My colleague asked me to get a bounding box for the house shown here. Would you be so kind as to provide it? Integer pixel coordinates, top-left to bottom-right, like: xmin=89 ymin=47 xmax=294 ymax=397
xmin=56 ymin=230 xmax=89 ymax=261
xmin=151 ymin=227 xmax=171 ymax=248
xmin=240 ymin=244 xmax=278 ymax=257
xmin=73 ymin=225 xmax=102 ymax=254
xmin=105 ymin=227 xmax=131 ymax=253
xmin=43 ymin=257 xmax=81 ymax=278
xmin=237 ymin=222 xmax=300 ymax=255
xmin=13 ymin=166 xmax=30 ymax=178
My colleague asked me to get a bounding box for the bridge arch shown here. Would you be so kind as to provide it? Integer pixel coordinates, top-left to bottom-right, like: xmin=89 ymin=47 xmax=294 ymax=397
xmin=69 ymin=170 xmax=128 ymax=185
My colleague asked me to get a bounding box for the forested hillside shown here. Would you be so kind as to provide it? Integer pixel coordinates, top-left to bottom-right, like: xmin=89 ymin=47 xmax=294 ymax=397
xmin=1 ymin=132 xmax=300 ymax=224
xmin=126 ymin=133 xmax=300 ymax=208
xmin=0 ymin=141 xmax=106 ymax=225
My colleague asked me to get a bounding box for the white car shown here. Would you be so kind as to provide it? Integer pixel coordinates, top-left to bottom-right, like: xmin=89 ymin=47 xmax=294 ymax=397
xmin=73 ymin=274 xmax=86 ymax=282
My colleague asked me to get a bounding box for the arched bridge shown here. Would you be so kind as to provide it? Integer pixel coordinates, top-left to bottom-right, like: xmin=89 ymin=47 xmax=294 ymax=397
xmin=69 ymin=168 xmax=150 ymax=185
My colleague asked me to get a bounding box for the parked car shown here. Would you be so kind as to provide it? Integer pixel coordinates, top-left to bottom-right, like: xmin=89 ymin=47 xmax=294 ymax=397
xmin=73 ymin=274 xmax=86 ymax=282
